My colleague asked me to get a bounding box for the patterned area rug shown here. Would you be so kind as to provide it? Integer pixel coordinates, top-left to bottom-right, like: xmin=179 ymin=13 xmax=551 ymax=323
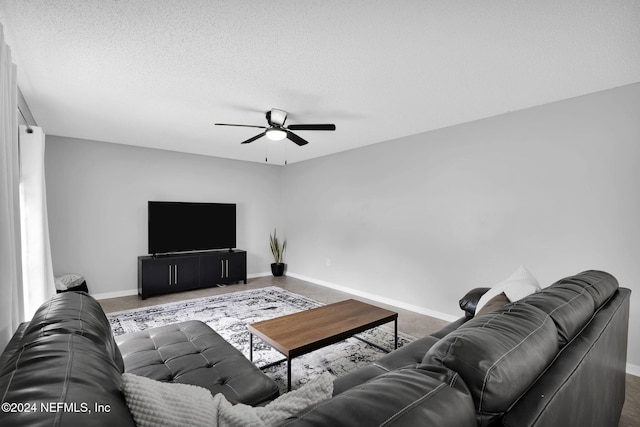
xmin=107 ymin=286 xmax=415 ymax=392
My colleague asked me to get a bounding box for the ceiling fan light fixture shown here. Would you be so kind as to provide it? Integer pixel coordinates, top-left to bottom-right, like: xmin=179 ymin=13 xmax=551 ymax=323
xmin=266 ymin=128 xmax=287 ymax=141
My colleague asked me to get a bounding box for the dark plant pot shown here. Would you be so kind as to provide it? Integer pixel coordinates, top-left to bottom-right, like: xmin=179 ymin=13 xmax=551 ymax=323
xmin=271 ymin=263 xmax=285 ymax=277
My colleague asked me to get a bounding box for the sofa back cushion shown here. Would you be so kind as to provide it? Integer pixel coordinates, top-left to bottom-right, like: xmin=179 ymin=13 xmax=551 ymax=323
xmin=519 ymin=271 xmax=618 ymax=347
xmin=0 ymin=334 xmax=135 ymax=427
xmin=0 ymin=292 xmax=134 ymax=426
xmin=22 ymin=291 xmax=124 ymax=371
xmin=552 ymin=270 xmax=619 ymax=309
xmin=520 ymin=283 xmax=595 ymax=346
xmin=503 ymin=287 xmax=630 ymax=427
xmin=423 ymin=302 xmax=558 ymax=422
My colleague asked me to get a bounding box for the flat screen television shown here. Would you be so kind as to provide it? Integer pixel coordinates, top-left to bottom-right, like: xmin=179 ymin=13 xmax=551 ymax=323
xmin=148 ymin=201 xmax=236 ymax=255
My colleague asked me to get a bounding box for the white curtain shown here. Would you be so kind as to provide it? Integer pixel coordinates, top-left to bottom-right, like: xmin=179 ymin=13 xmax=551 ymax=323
xmin=0 ymin=24 xmax=23 ymax=349
xmin=19 ymin=125 xmax=55 ymax=319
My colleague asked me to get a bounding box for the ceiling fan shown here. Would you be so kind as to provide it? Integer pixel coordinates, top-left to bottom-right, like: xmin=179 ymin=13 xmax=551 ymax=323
xmin=215 ymin=108 xmax=336 ymax=146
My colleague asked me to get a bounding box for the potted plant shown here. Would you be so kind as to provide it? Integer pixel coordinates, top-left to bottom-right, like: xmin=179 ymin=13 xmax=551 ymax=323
xmin=270 ymin=228 xmax=287 ymax=277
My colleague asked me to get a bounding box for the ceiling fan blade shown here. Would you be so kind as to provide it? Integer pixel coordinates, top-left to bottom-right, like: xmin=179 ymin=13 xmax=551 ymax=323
xmin=241 ymin=132 xmax=266 ymax=144
xmin=287 ymin=124 xmax=336 ymax=131
xmin=215 ymin=123 xmax=267 ymax=129
xmin=286 ymin=130 xmax=309 ymax=146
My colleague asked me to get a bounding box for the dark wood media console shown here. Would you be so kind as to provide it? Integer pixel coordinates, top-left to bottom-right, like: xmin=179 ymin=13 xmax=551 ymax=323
xmin=137 ymin=249 xmax=247 ymax=299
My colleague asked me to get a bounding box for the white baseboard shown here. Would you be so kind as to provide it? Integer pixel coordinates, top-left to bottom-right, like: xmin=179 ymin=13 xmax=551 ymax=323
xmin=92 ymin=289 xmax=138 ymax=300
xmin=286 ymin=271 xmax=460 ymax=323
xmin=627 ymin=363 xmax=640 ymax=377
xmin=248 ymin=272 xmax=272 ymax=279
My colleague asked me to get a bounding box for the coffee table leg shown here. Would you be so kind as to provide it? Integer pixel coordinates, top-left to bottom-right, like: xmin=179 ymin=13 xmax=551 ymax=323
xmin=394 ymin=319 xmax=398 ymax=349
xmin=249 ymin=333 xmax=253 ymax=361
xmin=287 ymin=356 xmax=292 ymax=392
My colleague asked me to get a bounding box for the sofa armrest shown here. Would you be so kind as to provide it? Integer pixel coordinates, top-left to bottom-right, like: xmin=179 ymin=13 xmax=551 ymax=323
xmin=459 ymin=287 xmax=490 ymax=317
xmin=283 ymin=367 xmax=476 ymax=427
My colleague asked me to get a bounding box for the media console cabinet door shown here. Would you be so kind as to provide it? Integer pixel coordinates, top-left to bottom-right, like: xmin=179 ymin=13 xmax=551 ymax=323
xmin=199 ymin=251 xmax=246 ymax=285
xmin=140 ymin=256 xmax=199 ymax=295
xmin=199 ymin=253 xmax=224 ymax=285
xmin=226 ymin=251 xmax=246 ymax=281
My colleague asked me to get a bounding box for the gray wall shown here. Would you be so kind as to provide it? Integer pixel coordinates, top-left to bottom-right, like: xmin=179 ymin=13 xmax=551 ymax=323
xmin=45 ymin=137 xmax=282 ymax=297
xmin=43 ymin=84 xmax=639 ymax=369
xmin=282 ymin=83 xmax=640 ymax=368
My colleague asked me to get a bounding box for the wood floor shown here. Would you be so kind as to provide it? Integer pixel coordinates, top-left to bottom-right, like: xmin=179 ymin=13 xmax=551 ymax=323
xmin=98 ymin=275 xmax=639 ymax=426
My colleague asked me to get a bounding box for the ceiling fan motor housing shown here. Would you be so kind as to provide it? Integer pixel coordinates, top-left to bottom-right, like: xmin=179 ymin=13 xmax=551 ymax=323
xmin=267 ymin=109 xmax=287 ymax=126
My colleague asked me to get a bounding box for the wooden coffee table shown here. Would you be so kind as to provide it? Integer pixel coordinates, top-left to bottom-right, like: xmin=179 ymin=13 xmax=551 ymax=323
xmin=247 ymin=299 xmax=398 ymax=391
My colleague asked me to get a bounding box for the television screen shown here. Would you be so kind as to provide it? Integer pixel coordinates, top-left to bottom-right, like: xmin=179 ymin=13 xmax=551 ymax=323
xmin=148 ymin=201 xmax=236 ymax=254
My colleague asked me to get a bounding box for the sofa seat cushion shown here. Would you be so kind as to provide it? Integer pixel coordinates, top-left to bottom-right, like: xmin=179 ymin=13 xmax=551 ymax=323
xmin=285 ymin=366 xmax=476 ymax=426
xmin=333 ymin=335 xmax=441 ymax=395
xmin=115 ymin=320 xmax=279 ymax=406
xmin=430 ymin=316 xmax=470 ymax=339
xmin=423 ymin=302 xmax=558 ymax=422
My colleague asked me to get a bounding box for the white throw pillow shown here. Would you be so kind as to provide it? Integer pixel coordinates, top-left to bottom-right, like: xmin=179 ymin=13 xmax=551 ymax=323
xmin=474 ymin=266 xmax=541 ymax=315
xmin=121 ymin=371 xmax=334 ymax=427
xmin=54 ymin=274 xmax=84 ymax=290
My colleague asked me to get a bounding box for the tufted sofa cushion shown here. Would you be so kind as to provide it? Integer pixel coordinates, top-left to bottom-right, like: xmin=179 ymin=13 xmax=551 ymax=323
xmin=423 ymin=302 xmax=558 ymax=424
xmin=115 ymin=320 xmax=279 ymax=406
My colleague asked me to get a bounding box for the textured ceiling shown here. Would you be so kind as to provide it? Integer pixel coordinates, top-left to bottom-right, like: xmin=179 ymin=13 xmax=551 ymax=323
xmin=1 ymin=1 xmax=639 ymax=164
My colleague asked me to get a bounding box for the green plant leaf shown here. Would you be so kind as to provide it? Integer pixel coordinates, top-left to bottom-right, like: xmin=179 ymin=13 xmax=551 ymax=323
xmin=270 ymin=228 xmax=286 ymax=264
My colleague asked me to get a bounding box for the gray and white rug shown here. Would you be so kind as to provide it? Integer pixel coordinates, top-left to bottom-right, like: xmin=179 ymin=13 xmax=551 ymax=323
xmin=107 ymin=286 xmax=415 ymax=392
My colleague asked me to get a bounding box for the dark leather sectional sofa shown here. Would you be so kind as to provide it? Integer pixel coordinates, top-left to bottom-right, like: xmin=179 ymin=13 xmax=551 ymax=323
xmin=286 ymin=270 xmax=631 ymax=426
xmin=0 ymin=292 xmax=279 ymax=426
xmin=0 ymin=270 xmax=630 ymax=426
